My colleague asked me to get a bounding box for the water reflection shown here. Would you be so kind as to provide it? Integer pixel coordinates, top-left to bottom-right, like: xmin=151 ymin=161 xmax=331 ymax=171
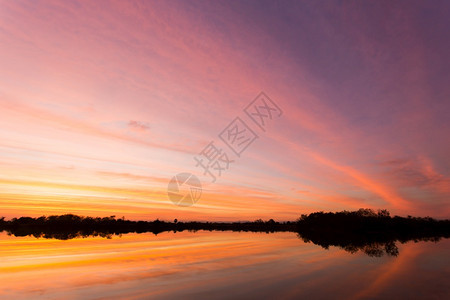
xmin=0 ymin=231 xmax=448 ymax=299
xmin=296 ymin=232 xmax=446 ymax=257
xmin=2 ymin=210 xmax=447 ymax=259
xmin=2 ymin=229 xmax=445 ymax=257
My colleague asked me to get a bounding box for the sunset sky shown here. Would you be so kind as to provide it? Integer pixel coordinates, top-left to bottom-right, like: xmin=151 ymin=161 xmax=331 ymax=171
xmin=0 ymin=0 xmax=449 ymax=220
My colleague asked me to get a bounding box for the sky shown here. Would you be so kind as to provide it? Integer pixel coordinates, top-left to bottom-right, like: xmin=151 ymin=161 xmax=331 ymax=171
xmin=0 ymin=0 xmax=449 ymax=220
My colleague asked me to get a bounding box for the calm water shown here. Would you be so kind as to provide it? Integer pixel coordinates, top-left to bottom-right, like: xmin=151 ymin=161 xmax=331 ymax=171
xmin=0 ymin=231 xmax=448 ymax=299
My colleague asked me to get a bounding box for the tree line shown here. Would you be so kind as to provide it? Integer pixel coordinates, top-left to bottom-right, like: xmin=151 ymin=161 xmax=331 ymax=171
xmin=1 ymin=208 xmax=448 ymax=257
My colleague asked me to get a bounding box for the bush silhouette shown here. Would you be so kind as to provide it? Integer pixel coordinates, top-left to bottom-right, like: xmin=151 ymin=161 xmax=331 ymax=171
xmin=0 ymin=209 xmax=448 ymax=257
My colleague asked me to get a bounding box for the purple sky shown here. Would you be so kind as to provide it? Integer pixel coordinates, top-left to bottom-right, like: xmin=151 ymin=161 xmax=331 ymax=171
xmin=0 ymin=0 xmax=449 ymax=220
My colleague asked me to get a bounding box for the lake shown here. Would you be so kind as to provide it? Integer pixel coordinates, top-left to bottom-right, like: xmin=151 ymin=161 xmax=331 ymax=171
xmin=0 ymin=231 xmax=448 ymax=299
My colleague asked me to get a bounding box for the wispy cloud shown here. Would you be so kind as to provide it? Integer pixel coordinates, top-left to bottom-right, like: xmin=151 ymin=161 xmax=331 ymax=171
xmin=0 ymin=0 xmax=448 ymax=219
xmin=128 ymin=120 xmax=150 ymax=132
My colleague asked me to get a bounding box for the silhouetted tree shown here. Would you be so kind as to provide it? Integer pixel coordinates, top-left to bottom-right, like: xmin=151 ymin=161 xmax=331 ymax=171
xmin=0 ymin=209 xmax=448 ymax=257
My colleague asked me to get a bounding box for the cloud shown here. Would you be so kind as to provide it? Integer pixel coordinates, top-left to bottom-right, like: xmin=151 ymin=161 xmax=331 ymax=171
xmin=128 ymin=120 xmax=150 ymax=132
xmin=0 ymin=0 xmax=449 ymax=219
xmin=381 ymin=156 xmax=448 ymax=188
